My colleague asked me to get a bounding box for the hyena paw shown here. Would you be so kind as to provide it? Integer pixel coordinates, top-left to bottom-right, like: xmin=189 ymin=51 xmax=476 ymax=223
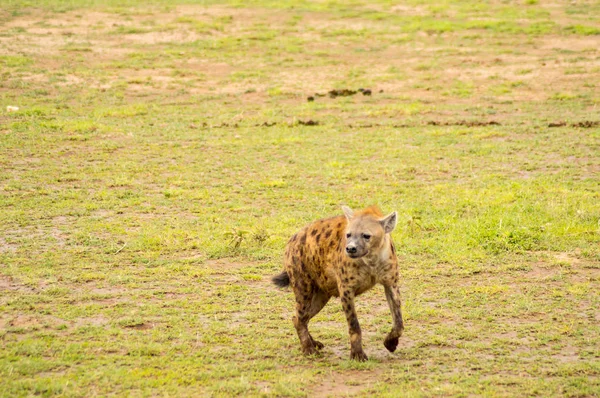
xmin=350 ymin=350 xmax=368 ymax=362
xmin=301 ymin=344 xmax=320 ymax=356
xmin=312 ymin=340 xmax=324 ymax=350
xmin=384 ymin=335 xmax=399 ymax=353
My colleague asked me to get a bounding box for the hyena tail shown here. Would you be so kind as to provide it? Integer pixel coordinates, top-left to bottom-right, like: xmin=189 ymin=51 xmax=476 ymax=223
xmin=272 ymin=271 xmax=290 ymax=288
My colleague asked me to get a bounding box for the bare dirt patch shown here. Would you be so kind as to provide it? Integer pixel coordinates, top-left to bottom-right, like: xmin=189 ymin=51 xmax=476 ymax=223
xmin=552 ymin=345 xmax=580 ymax=363
xmin=204 ymin=258 xmax=248 ymax=271
xmin=553 ymin=252 xmax=582 ymax=266
xmin=7 ymin=314 xmax=45 ymax=328
xmin=1 ymin=312 xmax=68 ymax=331
xmin=116 ymin=30 xmax=205 ymax=45
xmin=0 ymin=275 xmax=36 ymax=293
xmin=73 ymin=316 xmax=110 ymax=328
xmin=311 ymin=368 xmax=384 ymax=397
xmin=389 ymin=4 xmax=429 ymax=16
xmin=0 ymin=237 xmax=18 ymax=253
xmin=87 ymin=286 xmax=128 ymax=295
xmin=526 ymin=264 xmax=557 ymax=280
xmin=539 ymin=36 xmax=600 ymax=52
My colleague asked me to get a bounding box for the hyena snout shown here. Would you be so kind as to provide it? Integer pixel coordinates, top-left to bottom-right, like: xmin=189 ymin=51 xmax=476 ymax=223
xmin=345 ymin=241 xmax=366 ymax=258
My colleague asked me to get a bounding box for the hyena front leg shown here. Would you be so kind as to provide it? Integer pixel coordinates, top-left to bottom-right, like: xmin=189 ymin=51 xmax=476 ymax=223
xmin=340 ymin=288 xmax=368 ymax=361
xmin=383 ymin=283 xmax=404 ymax=353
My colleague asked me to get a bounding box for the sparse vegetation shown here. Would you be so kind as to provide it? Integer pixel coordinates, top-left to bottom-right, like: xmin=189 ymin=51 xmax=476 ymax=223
xmin=0 ymin=0 xmax=599 ymax=397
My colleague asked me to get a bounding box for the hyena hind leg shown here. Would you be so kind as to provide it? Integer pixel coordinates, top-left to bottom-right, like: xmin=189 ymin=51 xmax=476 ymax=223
xmin=292 ymin=287 xmax=330 ymax=355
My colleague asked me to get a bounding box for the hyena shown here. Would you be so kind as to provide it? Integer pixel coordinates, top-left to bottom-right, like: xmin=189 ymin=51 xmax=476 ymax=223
xmin=272 ymin=205 xmax=404 ymax=361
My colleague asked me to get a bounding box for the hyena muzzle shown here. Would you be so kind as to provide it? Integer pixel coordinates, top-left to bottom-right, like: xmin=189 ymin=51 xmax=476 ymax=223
xmin=272 ymin=205 xmax=404 ymax=361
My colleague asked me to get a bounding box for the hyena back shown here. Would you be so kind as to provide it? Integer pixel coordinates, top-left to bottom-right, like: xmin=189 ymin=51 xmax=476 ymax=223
xmin=272 ymin=205 xmax=404 ymax=361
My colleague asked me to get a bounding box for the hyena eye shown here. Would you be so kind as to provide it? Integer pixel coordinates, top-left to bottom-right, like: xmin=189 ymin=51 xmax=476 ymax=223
xmin=362 ymin=233 xmax=371 ymax=240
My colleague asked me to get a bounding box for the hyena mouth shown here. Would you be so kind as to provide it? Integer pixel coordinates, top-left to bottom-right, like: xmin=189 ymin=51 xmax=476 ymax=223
xmin=346 ymin=251 xmax=366 ymax=259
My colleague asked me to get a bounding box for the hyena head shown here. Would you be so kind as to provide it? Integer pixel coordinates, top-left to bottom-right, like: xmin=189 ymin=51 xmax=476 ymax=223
xmin=342 ymin=205 xmax=397 ymax=259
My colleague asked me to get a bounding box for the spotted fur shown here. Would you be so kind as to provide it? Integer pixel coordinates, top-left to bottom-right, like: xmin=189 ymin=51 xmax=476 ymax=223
xmin=272 ymin=205 xmax=404 ymax=361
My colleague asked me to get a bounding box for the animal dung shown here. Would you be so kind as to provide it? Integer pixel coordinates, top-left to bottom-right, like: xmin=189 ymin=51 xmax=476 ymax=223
xmin=308 ymin=88 xmax=375 ymax=101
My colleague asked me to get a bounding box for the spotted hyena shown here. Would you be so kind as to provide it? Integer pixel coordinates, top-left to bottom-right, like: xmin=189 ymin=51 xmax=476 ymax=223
xmin=272 ymin=205 xmax=404 ymax=361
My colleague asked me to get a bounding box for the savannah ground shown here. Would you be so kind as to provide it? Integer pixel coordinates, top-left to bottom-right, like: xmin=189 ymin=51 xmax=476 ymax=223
xmin=0 ymin=0 xmax=599 ymax=396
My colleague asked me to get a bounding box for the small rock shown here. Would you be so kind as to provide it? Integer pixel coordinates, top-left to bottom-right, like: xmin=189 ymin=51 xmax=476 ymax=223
xmin=6 ymin=106 xmax=19 ymax=112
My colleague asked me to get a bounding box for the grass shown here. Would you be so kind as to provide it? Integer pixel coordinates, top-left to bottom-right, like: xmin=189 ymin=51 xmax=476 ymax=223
xmin=1 ymin=0 xmax=599 ymax=397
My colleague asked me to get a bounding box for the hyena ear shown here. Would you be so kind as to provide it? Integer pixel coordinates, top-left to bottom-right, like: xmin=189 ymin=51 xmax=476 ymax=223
xmin=341 ymin=205 xmax=354 ymax=220
xmin=380 ymin=211 xmax=398 ymax=234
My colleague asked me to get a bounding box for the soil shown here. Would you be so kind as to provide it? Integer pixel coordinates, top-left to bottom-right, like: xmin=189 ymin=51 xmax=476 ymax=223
xmin=311 ymin=368 xmax=385 ymax=397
